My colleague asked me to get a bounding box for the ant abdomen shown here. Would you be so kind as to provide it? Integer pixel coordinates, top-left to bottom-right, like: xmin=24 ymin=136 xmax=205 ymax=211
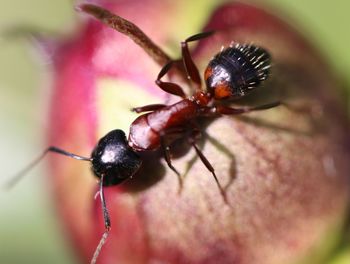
xmin=204 ymin=44 xmax=271 ymax=100
xmin=91 ymin=129 xmax=142 ymax=186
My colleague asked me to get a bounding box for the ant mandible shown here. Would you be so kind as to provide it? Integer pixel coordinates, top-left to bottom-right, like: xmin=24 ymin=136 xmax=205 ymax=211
xmin=6 ymin=4 xmax=280 ymax=264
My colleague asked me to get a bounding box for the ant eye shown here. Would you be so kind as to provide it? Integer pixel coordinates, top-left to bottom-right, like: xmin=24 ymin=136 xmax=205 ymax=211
xmin=91 ymin=129 xmax=142 ymax=186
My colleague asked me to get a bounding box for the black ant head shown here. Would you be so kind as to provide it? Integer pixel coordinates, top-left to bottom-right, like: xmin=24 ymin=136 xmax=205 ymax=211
xmin=91 ymin=129 xmax=142 ymax=186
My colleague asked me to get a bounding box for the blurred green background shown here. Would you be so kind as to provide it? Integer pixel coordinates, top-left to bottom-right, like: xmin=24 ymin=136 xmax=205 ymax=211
xmin=0 ymin=1 xmax=349 ymax=264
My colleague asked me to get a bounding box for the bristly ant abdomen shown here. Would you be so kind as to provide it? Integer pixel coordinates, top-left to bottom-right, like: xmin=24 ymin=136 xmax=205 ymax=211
xmin=6 ymin=4 xmax=280 ymax=264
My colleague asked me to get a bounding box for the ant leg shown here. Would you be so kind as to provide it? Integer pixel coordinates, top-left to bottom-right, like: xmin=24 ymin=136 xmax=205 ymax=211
xmin=132 ymin=104 xmax=166 ymax=113
xmin=188 ymin=135 xmax=227 ymax=203
xmin=181 ymin=31 xmax=214 ymax=88
xmin=91 ymin=175 xmax=110 ymax=264
xmin=160 ymin=136 xmax=183 ymax=191
xmin=4 ymin=146 xmax=91 ymax=189
xmin=156 ymin=61 xmax=186 ymax=98
xmin=215 ymin=101 xmax=280 ymax=115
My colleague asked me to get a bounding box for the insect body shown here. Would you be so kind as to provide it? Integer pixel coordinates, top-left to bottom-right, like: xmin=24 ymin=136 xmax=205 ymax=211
xmin=8 ymin=4 xmax=280 ymax=264
xmin=84 ymin=44 xmax=280 ymax=264
xmin=96 ymin=42 xmax=276 ymax=191
xmin=129 ymin=99 xmax=198 ymax=151
xmin=128 ymin=44 xmax=272 ymax=152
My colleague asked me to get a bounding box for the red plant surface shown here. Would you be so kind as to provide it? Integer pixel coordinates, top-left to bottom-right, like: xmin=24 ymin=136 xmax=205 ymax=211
xmin=46 ymin=1 xmax=350 ymax=263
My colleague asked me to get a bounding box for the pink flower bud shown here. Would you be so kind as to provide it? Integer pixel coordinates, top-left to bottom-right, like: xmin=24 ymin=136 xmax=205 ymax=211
xmin=46 ymin=1 xmax=350 ymax=264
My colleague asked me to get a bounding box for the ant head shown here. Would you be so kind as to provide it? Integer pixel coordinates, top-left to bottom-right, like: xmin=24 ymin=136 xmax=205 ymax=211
xmin=91 ymin=129 xmax=142 ymax=186
xmin=204 ymin=45 xmax=271 ymax=100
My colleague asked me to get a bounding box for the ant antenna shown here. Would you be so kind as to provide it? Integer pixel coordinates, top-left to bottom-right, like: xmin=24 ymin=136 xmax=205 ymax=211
xmin=91 ymin=174 xmax=111 ymax=264
xmin=3 ymin=146 xmax=91 ymax=189
xmin=4 ymin=144 xmax=111 ymax=263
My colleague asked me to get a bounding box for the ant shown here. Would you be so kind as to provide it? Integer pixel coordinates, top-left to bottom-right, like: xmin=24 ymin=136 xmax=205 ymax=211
xmin=6 ymin=4 xmax=280 ymax=264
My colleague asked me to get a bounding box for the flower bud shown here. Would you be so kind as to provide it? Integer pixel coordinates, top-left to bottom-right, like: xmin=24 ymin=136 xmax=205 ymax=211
xmin=47 ymin=1 xmax=350 ymax=263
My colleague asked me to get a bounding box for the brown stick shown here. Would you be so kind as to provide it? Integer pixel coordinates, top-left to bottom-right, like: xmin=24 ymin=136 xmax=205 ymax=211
xmin=78 ymin=4 xmax=171 ymax=67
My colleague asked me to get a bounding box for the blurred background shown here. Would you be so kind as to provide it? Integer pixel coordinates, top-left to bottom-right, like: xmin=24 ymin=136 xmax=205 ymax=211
xmin=0 ymin=0 xmax=349 ymax=263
